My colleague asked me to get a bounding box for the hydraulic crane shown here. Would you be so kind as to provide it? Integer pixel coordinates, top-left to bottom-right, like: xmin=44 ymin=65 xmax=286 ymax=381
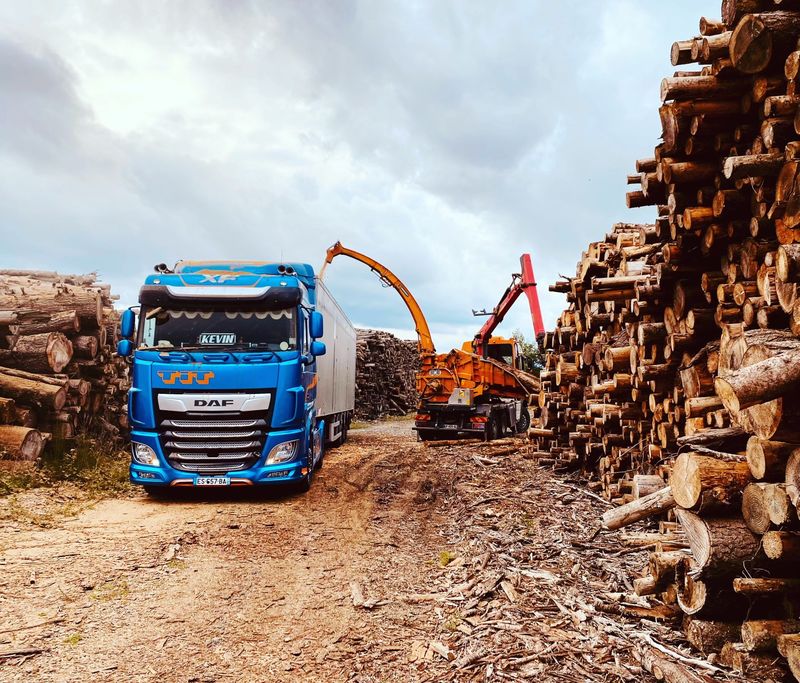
xmin=321 ymin=242 xmax=540 ymax=440
xmin=472 ymin=253 xmax=544 ymax=358
xmin=466 ymin=253 xmax=544 ymax=373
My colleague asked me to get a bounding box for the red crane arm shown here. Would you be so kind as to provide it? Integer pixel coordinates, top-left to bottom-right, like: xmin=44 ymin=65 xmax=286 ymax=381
xmin=474 ymin=253 xmax=545 ymax=350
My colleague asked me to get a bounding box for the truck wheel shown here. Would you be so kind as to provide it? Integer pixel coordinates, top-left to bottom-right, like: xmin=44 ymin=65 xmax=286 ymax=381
xmin=143 ymin=485 xmax=169 ymax=498
xmin=486 ymin=417 xmax=500 ymax=441
xmin=516 ymin=408 xmax=531 ymax=433
xmin=295 ymin=459 xmax=313 ymax=493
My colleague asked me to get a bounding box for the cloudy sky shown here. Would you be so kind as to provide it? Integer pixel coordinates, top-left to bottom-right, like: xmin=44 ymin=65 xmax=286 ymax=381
xmin=0 ymin=1 xmax=716 ymax=350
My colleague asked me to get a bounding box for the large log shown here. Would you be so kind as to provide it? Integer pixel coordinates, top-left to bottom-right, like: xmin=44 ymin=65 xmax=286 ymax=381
xmin=742 ymin=483 xmax=772 ymax=533
xmin=601 ymin=485 xmax=675 ymax=530
xmin=762 ymin=530 xmax=800 ymax=560
xmin=0 ymin=425 xmax=46 ymax=460
xmin=715 ymin=346 xmax=800 ymax=413
xmin=675 ymin=509 xmax=761 ymax=577
xmin=684 ymin=617 xmax=741 ymax=655
xmin=734 ymin=577 xmax=800 ymax=594
xmin=0 ymin=283 xmax=102 ymax=327
xmin=746 ymin=436 xmax=795 ymax=480
xmin=671 ymin=452 xmax=751 ymax=511
xmin=0 ymin=397 xmax=14 ymax=424
xmin=729 ymin=12 xmax=800 ymax=74
xmin=741 ymin=619 xmax=800 ymax=652
xmin=0 ymin=332 xmax=73 ymax=374
xmin=0 ymin=370 xmax=67 ymax=410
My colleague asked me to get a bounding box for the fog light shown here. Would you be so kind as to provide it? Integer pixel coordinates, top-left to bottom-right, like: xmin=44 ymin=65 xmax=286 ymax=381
xmin=266 ymin=440 xmax=298 ymax=464
xmin=132 ymin=442 xmax=160 ymax=467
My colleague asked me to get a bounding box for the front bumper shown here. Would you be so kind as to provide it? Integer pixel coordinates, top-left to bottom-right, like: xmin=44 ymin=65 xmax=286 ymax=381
xmin=129 ymin=428 xmax=309 ymax=487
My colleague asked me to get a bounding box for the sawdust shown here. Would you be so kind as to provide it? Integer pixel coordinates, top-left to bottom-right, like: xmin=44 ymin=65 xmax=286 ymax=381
xmin=0 ymin=421 xmax=710 ymax=682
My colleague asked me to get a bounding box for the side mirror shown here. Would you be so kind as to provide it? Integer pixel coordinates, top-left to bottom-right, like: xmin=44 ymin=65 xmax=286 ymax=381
xmin=117 ymin=339 xmax=134 ymax=357
xmin=310 ymin=311 xmax=323 ymax=339
xmin=120 ymin=309 xmax=136 ymax=339
xmin=310 ymin=340 xmax=326 ymax=357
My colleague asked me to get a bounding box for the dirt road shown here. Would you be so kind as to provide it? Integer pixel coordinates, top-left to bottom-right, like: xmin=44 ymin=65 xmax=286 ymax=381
xmin=1 ymin=422 xmax=666 ymax=682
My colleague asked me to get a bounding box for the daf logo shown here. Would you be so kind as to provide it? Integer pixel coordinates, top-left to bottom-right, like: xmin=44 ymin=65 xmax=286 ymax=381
xmin=194 ymin=399 xmax=234 ymax=407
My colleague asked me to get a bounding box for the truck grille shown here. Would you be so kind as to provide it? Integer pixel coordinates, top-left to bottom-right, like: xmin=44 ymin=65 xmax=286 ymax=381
xmin=158 ymin=416 xmax=268 ymax=473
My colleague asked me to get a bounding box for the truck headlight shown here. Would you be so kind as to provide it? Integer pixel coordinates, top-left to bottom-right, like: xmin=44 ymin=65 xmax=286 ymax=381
xmin=266 ymin=440 xmax=298 ymax=464
xmin=131 ymin=442 xmax=160 ymax=467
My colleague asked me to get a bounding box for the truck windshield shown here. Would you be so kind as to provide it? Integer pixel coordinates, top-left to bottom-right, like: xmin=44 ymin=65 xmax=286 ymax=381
xmin=487 ymin=343 xmax=514 ymax=366
xmin=139 ymin=306 xmax=298 ymax=351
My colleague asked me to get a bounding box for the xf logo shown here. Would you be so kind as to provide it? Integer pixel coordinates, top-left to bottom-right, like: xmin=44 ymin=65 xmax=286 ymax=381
xmin=157 ymin=371 xmax=215 ymax=385
xmin=199 ymin=273 xmax=238 ymax=283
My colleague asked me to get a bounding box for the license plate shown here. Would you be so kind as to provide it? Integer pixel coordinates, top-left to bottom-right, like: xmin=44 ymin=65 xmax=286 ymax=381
xmin=195 ymin=477 xmax=230 ymax=486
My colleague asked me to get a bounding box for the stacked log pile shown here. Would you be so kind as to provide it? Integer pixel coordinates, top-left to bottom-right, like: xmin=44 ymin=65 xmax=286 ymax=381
xmin=0 ymin=270 xmax=129 ymax=461
xmin=355 ymin=329 xmax=419 ymax=420
xmin=533 ymin=3 xmax=800 ymax=679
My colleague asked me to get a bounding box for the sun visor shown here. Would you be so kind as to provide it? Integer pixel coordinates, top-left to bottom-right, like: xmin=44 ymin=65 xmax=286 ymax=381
xmin=139 ymin=285 xmax=303 ymax=309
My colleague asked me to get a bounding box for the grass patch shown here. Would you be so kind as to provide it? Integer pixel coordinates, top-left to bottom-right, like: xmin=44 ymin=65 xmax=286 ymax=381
xmin=438 ymin=550 xmax=458 ymax=567
xmin=443 ymin=612 xmax=462 ymax=632
xmin=63 ymin=633 xmax=82 ymax=646
xmin=0 ymin=437 xmax=130 ymax=498
xmin=4 ymin=496 xmax=85 ymax=528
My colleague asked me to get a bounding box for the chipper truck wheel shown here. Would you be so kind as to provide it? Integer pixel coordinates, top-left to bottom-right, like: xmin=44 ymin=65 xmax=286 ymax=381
xmin=485 ymin=416 xmax=501 ymax=442
xmin=516 ymin=408 xmax=531 ymax=433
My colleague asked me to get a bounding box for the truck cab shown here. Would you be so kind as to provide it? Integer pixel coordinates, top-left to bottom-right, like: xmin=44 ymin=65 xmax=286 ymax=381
xmin=118 ymin=260 xmax=355 ymax=493
xmin=461 ymin=337 xmax=528 ymax=371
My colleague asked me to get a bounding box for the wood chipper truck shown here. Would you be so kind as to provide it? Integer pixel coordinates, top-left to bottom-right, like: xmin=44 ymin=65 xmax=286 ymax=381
xmin=320 ymin=243 xmax=542 ymax=441
xmin=116 ymin=260 xmax=356 ymax=494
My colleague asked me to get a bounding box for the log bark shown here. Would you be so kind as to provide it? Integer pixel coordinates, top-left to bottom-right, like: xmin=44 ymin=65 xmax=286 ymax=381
xmin=777 ymin=633 xmax=800 ymax=682
xmin=671 ymin=451 xmax=751 ymax=511
xmin=741 ymin=618 xmax=800 ymax=652
xmin=729 ymin=12 xmax=800 ymax=74
xmin=601 ymin=485 xmax=675 ymax=530
xmin=762 ymin=530 xmax=800 ymax=560
xmin=0 ymin=332 xmax=73 ymax=374
xmin=0 ymin=397 xmax=14 ymax=424
xmin=734 ymin=577 xmax=800 ymax=594
xmin=0 ymin=370 xmax=67 ymax=410
xmin=675 ymin=509 xmax=761 ymax=577
xmin=684 ymin=617 xmax=741 ymax=655
xmin=0 ymin=425 xmax=46 ymax=460
xmin=715 ymin=346 xmax=800 ymax=413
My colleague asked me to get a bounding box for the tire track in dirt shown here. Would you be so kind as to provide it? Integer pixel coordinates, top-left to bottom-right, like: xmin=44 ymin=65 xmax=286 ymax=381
xmin=0 ymin=421 xmax=443 ymax=682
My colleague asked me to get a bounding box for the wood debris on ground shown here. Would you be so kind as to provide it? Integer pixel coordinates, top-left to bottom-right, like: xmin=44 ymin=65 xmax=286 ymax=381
xmin=526 ymin=2 xmax=800 ymax=680
xmin=380 ymin=438 xmax=742 ymax=683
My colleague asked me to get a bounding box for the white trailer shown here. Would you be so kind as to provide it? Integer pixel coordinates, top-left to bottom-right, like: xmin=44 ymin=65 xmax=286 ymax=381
xmin=314 ymin=277 xmax=356 ymax=446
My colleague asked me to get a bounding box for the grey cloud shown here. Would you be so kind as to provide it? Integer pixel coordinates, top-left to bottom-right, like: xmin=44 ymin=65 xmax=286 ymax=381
xmin=0 ymin=0 xmax=718 ymax=348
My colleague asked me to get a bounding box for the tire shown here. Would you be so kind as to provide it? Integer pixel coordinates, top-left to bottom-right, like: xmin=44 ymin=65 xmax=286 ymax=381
xmin=295 ymin=455 xmax=313 ymax=492
xmin=143 ymin=485 xmax=170 ymax=498
xmin=486 ymin=417 xmax=500 ymax=441
xmin=516 ymin=408 xmax=531 ymax=433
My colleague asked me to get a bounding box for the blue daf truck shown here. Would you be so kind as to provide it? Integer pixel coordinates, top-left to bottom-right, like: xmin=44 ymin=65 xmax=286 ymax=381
xmin=116 ymin=260 xmax=356 ymax=494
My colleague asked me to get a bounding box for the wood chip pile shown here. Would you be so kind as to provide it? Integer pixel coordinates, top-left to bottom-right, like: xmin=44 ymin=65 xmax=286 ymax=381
xmin=532 ymin=3 xmax=800 ymax=679
xmin=354 ymin=329 xmax=419 ymax=421
xmin=0 ymin=270 xmax=129 ymax=460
